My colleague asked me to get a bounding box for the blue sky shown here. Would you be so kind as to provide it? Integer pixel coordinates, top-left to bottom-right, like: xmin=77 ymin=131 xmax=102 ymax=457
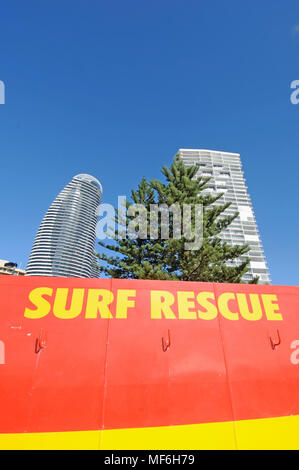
xmin=0 ymin=0 xmax=298 ymax=285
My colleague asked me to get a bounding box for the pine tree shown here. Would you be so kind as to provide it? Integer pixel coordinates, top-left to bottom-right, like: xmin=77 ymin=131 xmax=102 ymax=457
xmin=96 ymin=157 xmax=258 ymax=283
xmin=97 ymin=177 xmax=176 ymax=279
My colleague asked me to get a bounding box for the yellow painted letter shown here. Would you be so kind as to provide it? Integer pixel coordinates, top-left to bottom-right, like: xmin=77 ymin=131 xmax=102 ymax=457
xmin=218 ymin=293 xmax=239 ymax=321
xmin=116 ymin=290 xmax=136 ymax=318
xmin=24 ymin=287 xmax=53 ymax=319
xmin=151 ymin=290 xmax=176 ymax=319
xmin=53 ymin=288 xmax=85 ymax=319
xmin=262 ymin=294 xmax=283 ymax=321
xmin=237 ymin=293 xmax=262 ymax=321
xmin=177 ymin=291 xmax=196 ymax=319
xmin=85 ymin=289 xmax=114 ymax=319
xmin=197 ymin=292 xmax=218 ymax=320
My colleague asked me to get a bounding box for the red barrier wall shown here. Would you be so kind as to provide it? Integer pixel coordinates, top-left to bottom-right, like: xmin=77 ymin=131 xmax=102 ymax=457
xmin=0 ymin=276 xmax=298 ymax=448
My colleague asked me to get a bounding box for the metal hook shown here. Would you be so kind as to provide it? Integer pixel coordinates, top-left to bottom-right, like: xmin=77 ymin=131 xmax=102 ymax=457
xmin=270 ymin=329 xmax=281 ymax=350
xmin=35 ymin=329 xmax=47 ymax=354
xmin=162 ymin=330 xmax=171 ymax=352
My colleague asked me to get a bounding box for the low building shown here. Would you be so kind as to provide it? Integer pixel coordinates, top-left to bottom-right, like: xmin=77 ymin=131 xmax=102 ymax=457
xmin=0 ymin=260 xmax=26 ymax=276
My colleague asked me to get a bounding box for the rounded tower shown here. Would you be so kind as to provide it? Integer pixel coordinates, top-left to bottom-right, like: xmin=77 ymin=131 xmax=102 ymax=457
xmin=26 ymin=174 xmax=102 ymax=277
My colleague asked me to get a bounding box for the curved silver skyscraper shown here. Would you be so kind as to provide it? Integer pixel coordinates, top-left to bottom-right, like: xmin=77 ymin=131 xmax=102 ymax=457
xmin=26 ymin=174 xmax=102 ymax=278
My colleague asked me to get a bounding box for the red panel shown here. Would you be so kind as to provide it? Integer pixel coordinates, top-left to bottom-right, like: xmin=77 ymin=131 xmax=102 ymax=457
xmin=0 ymin=278 xmax=38 ymax=433
xmin=0 ymin=276 xmax=299 ymax=435
xmin=103 ymin=280 xmax=234 ymax=429
xmin=215 ymin=283 xmax=299 ymax=421
xmin=166 ymin=282 xmax=233 ymax=426
xmin=26 ymin=277 xmax=110 ymax=432
xmin=103 ymin=279 xmax=170 ymax=429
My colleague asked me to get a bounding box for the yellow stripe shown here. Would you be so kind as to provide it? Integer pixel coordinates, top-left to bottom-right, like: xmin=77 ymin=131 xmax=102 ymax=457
xmin=0 ymin=430 xmax=101 ymax=450
xmin=235 ymin=414 xmax=299 ymax=450
xmin=101 ymin=420 xmax=236 ymax=450
xmin=1 ymin=415 xmax=299 ymax=450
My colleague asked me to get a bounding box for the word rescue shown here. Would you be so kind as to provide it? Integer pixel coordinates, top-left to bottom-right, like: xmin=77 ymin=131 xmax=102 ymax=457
xmin=24 ymin=287 xmax=283 ymax=321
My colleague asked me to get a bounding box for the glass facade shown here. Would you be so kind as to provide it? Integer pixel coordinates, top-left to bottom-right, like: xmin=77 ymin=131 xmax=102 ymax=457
xmin=26 ymin=174 xmax=102 ymax=278
xmin=177 ymin=149 xmax=271 ymax=284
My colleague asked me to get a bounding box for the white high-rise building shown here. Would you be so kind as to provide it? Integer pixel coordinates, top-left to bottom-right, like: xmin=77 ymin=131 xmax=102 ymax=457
xmin=177 ymin=149 xmax=270 ymax=284
xmin=26 ymin=174 xmax=102 ymax=278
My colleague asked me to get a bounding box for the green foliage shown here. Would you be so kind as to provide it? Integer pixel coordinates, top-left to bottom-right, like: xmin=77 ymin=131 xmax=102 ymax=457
xmin=96 ymin=156 xmax=258 ymax=283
